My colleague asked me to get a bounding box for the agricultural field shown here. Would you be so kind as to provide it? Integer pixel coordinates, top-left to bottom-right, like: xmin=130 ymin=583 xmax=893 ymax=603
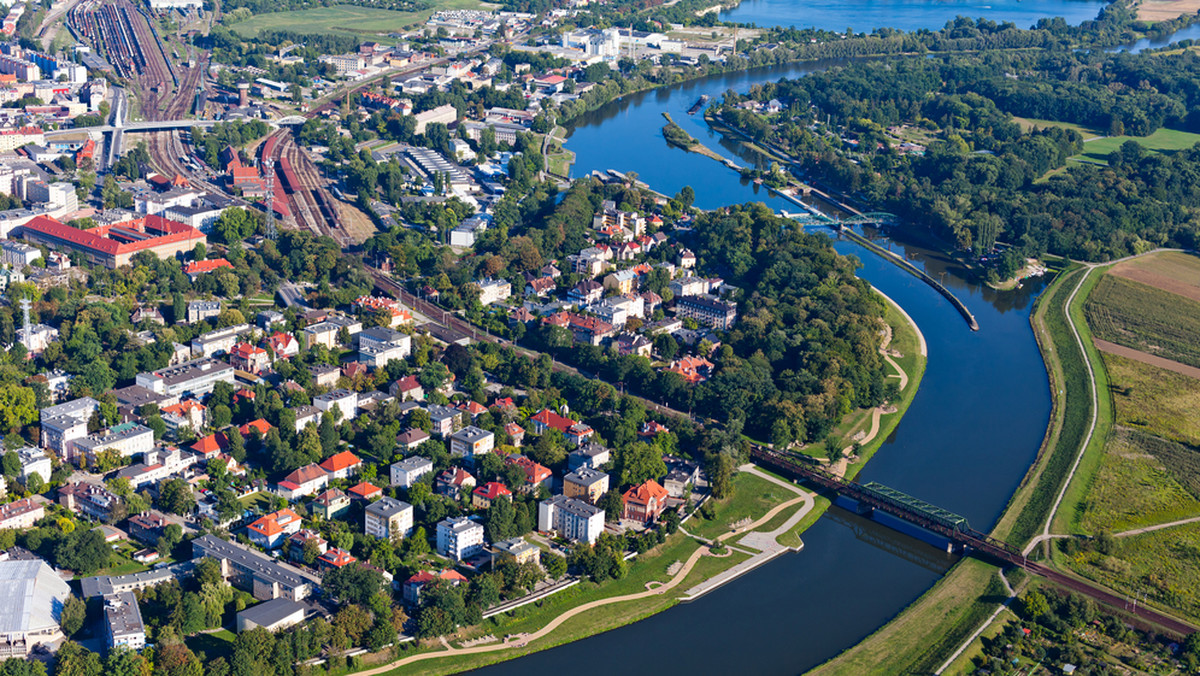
xmin=1077 ymin=427 xmax=1200 ymax=533
xmin=230 ymin=1 xmax=489 ymax=38
xmin=1073 ymin=127 xmax=1200 ymax=164
xmin=1109 ymin=250 xmax=1200 ymax=304
xmin=1084 ymin=274 xmax=1200 ymax=369
xmin=1106 ymin=352 xmax=1200 ymax=447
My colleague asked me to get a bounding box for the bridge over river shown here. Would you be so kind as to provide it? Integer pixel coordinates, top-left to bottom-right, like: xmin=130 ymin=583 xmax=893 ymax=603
xmin=750 ymin=446 xmax=1196 ymax=637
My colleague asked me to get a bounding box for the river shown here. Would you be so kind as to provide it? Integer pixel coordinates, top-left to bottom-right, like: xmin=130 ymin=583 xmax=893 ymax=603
xmin=476 ymin=13 xmax=1193 ymax=674
xmin=719 ymin=0 xmax=1108 ymax=32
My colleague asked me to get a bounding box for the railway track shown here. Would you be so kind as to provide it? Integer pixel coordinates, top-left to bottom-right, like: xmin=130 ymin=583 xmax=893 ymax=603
xmin=260 ymin=129 xmax=345 ymax=243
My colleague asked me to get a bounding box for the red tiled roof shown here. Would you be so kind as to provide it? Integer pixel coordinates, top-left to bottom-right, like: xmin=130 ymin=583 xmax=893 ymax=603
xmin=348 ymin=482 xmax=381 ymax=498
xmin=319 ymin=450 xmax=361 ymax=473
xmin=318 ymin=547 xmax=356 ymax=568
xmin=248 ymin=508 xmax=302 ymax=537
xmin=231 ymin=342 xmax=267 ymax=359
xmin=238 ymin=419 xmax=274 ymax=436
xmin=191 ymin=433 xmax=228 ymax=454
xmin=505 ymin=455 xmax=550 ymax=483
xmin=284 ymin=464 xmax=328 ymax=485
xmin=184 ymin=259 xmax=232 ymax=275
xmin=162 ymin=400 xmax=205 ymax=416
xmin=473 ymin=481 xmax=512 ymax=501
xmin=531 ymin=409 xmax=575 ymax=434
xmin=25 ymin=214 xmax=204 ymax=257
xmin=623 ymin=479 xmax=669 ymax=506
xmin=394 ymin=375 xmax=421 ymax=392
xmin=405 ymin=569 xmax=468 ymax=585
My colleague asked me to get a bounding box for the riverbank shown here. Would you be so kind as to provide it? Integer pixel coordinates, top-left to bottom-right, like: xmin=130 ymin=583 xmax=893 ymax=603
xmin=660 ymin=112 xmax=731 ymax=165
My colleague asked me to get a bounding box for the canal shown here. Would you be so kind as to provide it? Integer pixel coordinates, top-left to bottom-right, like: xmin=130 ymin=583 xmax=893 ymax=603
xmin=476 ymin=11 xmax=1199 ymax=674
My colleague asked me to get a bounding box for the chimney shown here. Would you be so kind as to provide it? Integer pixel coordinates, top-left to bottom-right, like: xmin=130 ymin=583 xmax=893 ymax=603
xmin=237 ymin=82 xmax=249 ymax=108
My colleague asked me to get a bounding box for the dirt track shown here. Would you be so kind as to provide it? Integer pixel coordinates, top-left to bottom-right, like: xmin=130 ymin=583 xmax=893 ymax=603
xmin=1095 ymin=338 xmax=1200 ymax=380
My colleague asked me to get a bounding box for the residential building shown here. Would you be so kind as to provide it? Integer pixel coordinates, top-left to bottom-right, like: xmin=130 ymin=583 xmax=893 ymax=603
xmin=58 ymin=481 xmax=118 ymax=520
xmin=566 ymin=313 xmax=615 ymax=346
xmin=473 ymin=278 xmax=512 ymax=306
xmin=14 ymin=446 xmax=50 ymax=484
xmin=622 ymin=479 xmax=670 ymax=524
xmin=127 ymin=512 xmax=166 ymax=545
xmin=318 ymin=450 xmax=361 ymax=480
xmin=71 ymin=422 xmax=154 ymax=464
xmin=568 ymin=280 xmax=604 ymax=305
xmin=403 ymin=569 xmax=467 ymax=606
xmin=314 ymin=389 xmax=358 ymax=422
xmin=160 ymin=400 xmax=206 ymax=438
xmin=449 ymin=425 xmax=495 ymax=457
xmin=364 ymin=497 xmax=413 ymax=540
xmin=616 ymin=333 xmax=652 ymax=357
xmin=675 ymin=295 xmax=738 ymax=330
xmin=666 ymin=355 xmax=715 ymax=384
xmin=266 ymin=332 xmax=299 ymax=359
xmin=492 ymin=537 xmax=540 ymax=566
xmin=390 ymin=375 xmax=424 ymax=401
xmin=247 ymin=508 xmax=304 ymax=549
xmin=472 ymin=481 xmax=512 ymax=509
xmin=525 ymin=276 xmax=555 ymax=297
xmin=236 ymin=598 xmax=306 ymax=633
xmin=603 ymin=269 xmax=638 ymax=295
xmin=538 ymin=495 xmax=605 ymax=545
xmin=435 ymin=467 xmax=475 ymax=497
xmin=568 ymin=443 xmax=611 ymax=471
xmin=135 ymin=358 xmax=236 ymax=398
xmin=316 ymin=548 xmax=357 ymax=572
xmin=347 ymin=482 xmax=381 ymax=501
xmin=564 ymin=467 xmax=610 ymax=504
xmin=0 ymin=497 xmax=43 ymax=530
xmin=663 ymin=456 xmax=701 ymax=497
xmin=396 ymin=428 xmax=429 ymax=450
xmin=293 ymin=406 xmax=321 ymax=432
xmin=187 ymin=300 xmax=221 ymax=324
xmin=277 ymin=464 xmax=329 ymax=501
xmin=191 ymin=535 xmax=321 ymax=601
xmin=413 ymin=103 xmax=457 ymax=135
xmin=40 ymin=397 xmax=98 ymax=454
xmin=103 ymin=592 xmax=146 ymax=650
xmin=309 ymin=364 xmax=340 ymax=388
xmin=504 ymin=422 xmax=525 ymax=446
xmin=505 ymin=455 xmax=552 ymax=491
xmin=0 ymin=560 xmax=70 ymax=657
xmin=436 ymin=516 xmax=485 ymax=561
xmin=390 ymin=456 xmax=433 ymax=488
xmin=309 ymin=488 xmax=349 ymax=520
xmin=287 ymin=530 xmax=327 ymax=563
xmin=668 ymin=276 xmax=708 ymax=298
xmin=229 ymin=343 xmax=270 ymax=373
xmin=427 ymin=405 xmax=463 ymax=437
xmin=530 ymin=409 xmax=595 ymax=446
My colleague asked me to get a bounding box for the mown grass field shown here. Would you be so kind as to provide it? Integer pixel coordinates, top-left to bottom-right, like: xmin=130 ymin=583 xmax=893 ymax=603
xmin=1077 ymin=427 xmax=1200 ymax=533
xmin=1013 ymin=116 xmax=1100 ymax=140
xmin=230 ymin=2 xmax=487 ymax=38
xmin=1085 ymin=274 xmax=1200 ymax=369
xmin=1073 ymin=127 xmax=1200 ymax=163
xmin=685 ymin=472 xmax=797 ymax=541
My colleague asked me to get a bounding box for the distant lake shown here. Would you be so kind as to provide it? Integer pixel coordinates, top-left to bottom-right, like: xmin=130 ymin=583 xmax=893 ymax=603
xmin=719 ymin=0 xmax=1110 ymax=32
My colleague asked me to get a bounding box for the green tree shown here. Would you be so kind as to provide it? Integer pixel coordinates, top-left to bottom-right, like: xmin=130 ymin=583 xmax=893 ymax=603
xmin=159 ymin=478 xmax=196 ymax=515
xmin=0 ymin=451 xmax=17 ymax=477
xmin=543 ymin=552 xmax=567 ymax=579
xmin=1021 ymin=590 xmax=1050 ymax=619
xmin=323 ymin=563 xmax=386 ymax=605
xmin=0 ymin=384 xmax=37 ymax=431
xmin=61 ymin=595 xmax=87 ymax=637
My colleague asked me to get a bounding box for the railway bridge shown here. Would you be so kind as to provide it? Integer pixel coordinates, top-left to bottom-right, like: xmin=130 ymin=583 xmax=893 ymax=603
xmin=749 ymin=446 xmax=1196 ymax=636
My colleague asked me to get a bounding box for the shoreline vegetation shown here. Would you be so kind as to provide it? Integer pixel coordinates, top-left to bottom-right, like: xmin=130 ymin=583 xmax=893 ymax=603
xmin=324 ymin=290 xmax=927 ymax=676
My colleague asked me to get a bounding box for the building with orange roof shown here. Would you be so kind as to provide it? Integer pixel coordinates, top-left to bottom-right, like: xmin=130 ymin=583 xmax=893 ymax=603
xmin=530 ymin=409 xmax=594 ymax=446
xmin=191 ymin=432 xmax=229 ymax=458
xmin=318 ymin=450 xmax=361 ymax=480
xmin=238 ymin=419 xmax=274 ymax=437
xmin=229 ymin=342 xmax=270 ymax=373
xmin=457 ymin=400 xmax=487 ymax=418
xmin=505 ymin=455 xmax=552 ymax=491
xmin=287 ymin=529 xmax=327 ymax=564
xmin=316 ymin=547 xmax=357 ymax=571
xmin=348 ymin=482 xmax=381 ymax=500
xmin=266 ymin=332 xmax=299 ymax=359
xmin=622 ymin=479 xmax=670 ymax=524
xmin=353 ymin=295 xmax=412 ymax=327
xmin=247 ymin=508 xmax=304 ymax=549
xmin=472 ymin=481 xmax=512 ymax=509
xmin=504 ymin=422 xmax=525 ymax=447
xmin=278 ymin=464 xmax=329 ymax=501
xmin=161 ymin=399 xmax=206 ymax=436
xmin=403 ymin=569 xmax=468 ymax=605
xmin=309 ymin=488 xmax=349 ymax=519
xmin=665 ymin=355 xmax=714 ymax=384
xmin=22 ymin=214 xmax=206 ymax=269
xmin=184 ymin=258 xmax=233 ymax=281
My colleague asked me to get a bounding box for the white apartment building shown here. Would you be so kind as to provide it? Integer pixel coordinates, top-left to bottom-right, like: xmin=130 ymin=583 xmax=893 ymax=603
xmin=436 ymin=516 xmax=484 ymax=561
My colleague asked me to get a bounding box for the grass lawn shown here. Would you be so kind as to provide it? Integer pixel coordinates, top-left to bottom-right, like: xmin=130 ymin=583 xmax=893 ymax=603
xmin=685 ymin=472 xmax=798 ymax=541
xmin=231 ymin=1 xmax=490 ymax=38
xmin=1073 ymin=127 xmax=1200 ymax=163
xmin=239 ymin=491 xmax=274 ymax=512
xmin=90 ymin=558 xmax=151 ymax=578
xmin=1013 ymin=116 xmax=1101 ymax=140
xmin=811 ymin=558 xmax=1006 ymax=676
xmin=1077 ymin=427 xmax=1200 ymax=533
xmin=187 ymin=628 xmax=237 ymax=661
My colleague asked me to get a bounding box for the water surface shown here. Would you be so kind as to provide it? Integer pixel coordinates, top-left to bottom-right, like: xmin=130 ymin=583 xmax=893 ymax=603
xmin=719 ymin=0 xmax=1109 ymax=32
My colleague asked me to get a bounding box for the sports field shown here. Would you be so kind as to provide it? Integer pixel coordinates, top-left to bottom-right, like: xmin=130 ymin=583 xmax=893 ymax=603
xmin=1073 ymin=127 xmax=1200 ymax=163
xmin=231 ymin=1 xmax=490 ymax=38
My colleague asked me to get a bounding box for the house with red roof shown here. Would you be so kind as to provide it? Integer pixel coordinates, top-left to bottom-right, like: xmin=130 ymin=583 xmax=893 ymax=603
xmin=184 ymin=258 xmax=233 ymax=281
xmin=317 ymin=547 xmax=357 ymax=571
xmin=319 ymin=451 xmax=361 ymax=480
xmin=309 ymin=488 xmax=349 ymax=519
xmin=238 ymin=419 xmax=274 ymax=437
xmin=622 ymin=479 xmax=670 ymax=524
xmin=278 ymin=464 xmax=329 ymax=500
xmin=505 ymin=455 xmax=551 ymax=491
xmin=530 ymin=409 xmax=594 ymax=446
xmin=191 ymin=432 xmax=229 ymax=458
xmin=247 ymin=508 xmax=303 ymax=549
xmin=435 ymin=467 xmax=475 ymax=497
xmin=287 ymin=529 xmax=327 ymax=563
xmin=665 ymin=356 xmax=715 ymax=384
xmin=472 ymin=481 xmax=512 ymax=509
xmin=389 ymin=375 xmax=424 ymax=402
xmin=348 ymin=482 xmax=382 ymax=500
xmin=267 ymin=332 xmax=299 ymax=359
xmin=504 ymin=422 xmax=525 ymax=447
xmin=161 ymin=400 xmax=206 ymax=435
xmin=639 ymin=421 xmax=670 ymax=438
xmin=230 ymin=342 xmax=270 ymax=373
xmin=457 ymin=400 xmax=487 ymax=418
xmin=341 ymin=362 xmax=369 ymax=380
xmin=403 ymin=569 xmax=467 ymax=605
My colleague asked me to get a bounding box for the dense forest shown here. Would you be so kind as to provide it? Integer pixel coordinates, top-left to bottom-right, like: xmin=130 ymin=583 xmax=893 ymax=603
xmin=722 ymin=49 xmax=1200 ymax=261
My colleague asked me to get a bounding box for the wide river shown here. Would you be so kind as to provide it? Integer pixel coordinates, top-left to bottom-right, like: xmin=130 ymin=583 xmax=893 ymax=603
xmin=476 ymin=6 xmax=1195 ymax=674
